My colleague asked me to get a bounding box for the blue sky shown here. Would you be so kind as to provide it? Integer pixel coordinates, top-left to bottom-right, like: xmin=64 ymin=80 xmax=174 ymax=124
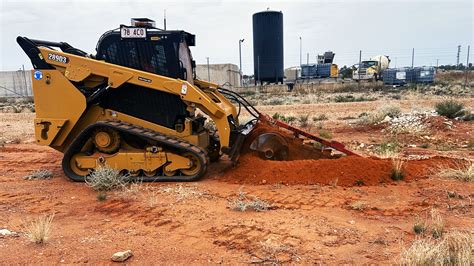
xmin=1 ymin=0 xmax=472 ymax=74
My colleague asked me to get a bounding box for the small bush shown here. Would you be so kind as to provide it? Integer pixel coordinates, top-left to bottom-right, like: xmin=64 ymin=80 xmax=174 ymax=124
xmin=298 ymin=114 xmax=310 ymax=127
xmin=349 ymin=201 xmax=367 ymax=211
xmin=400 ymin=231 xmax=471 ymax=265
xmin=435 ymin=162 xmax=473 ymax=182
xmin=97 ymin=192 xmax=107 ymax=201
xmin=430 ymin=209 xmax=444 ymax=239
xmin=318 ymin=129 xmax=332 ymax=139
xmin=413 ymin=216 xmax=427 ymax=235
xmin=334 ymin=95 xmax=375 ymax=103
xmin=375 ymin=140 xmax=400 ymax=158
xmin=377 ymin=104 xmax=402 ymax=118
xmin=435 ymin=100 xmax=465 ymax=119
xmin=420 ymin=143 xmax=429 ymax=149
xmin=228 ymin=190 xmax=271 ymax=212
xmin=23 ymin=214 xmax=54 ymax=244
xmin=312 ymin=114 xmax=328 ymax=121
xmin=85 ymin=165 xmax=129 ymax=191
xmin=24 ymin=170 xmax=53 ymax=180
xmin=391 ymin=157 xmax=405 ymax=181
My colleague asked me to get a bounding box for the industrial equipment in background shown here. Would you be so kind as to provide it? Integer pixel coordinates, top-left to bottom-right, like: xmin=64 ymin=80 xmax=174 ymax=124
xmin=383 ymin=66 xmax=435 ymax=86
xmin=352 ymin=55 xmax=390 ymax=81
xmin=17 ymin=18 xmax=357 ymax=182
xmin=300 ymin=63 xmax=338 ymax=79
xmin=253 ymin=10 xmax=284 ymax=85
xmin=300 ymin=51 xmax=338 ymax=80
xmin=317 ymin=51 xmax=335 ymax=64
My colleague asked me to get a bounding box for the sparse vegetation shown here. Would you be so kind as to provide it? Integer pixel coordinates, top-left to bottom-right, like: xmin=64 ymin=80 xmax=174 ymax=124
xmin=413 ymin=216 xmax=427 ymax=235
xmin=228 ymin=189 xmax=271 ymax=212
xmin=23 ymin=214 xmax=54 ymax=244
xmin=400 ymin=230 xmax=471 ymax=265
xmin=297 ymin=114 xmax=310 ymax=127
xmin=390 ymin=157 xmax=405 ymax=181
xmin=420 ymin=143 xmax=429 ymax=149
xmin=318 ymin=129 xmax=332 ymax=139
xmin=312 ymin=114 xmax=328 ymax=121
xmin=375 ymin=139 xmax=400 ymax=158
xmin=435 ymin=162 xmax=473 ymax=182
xmin=349 ymin=200 xmax=367 ymax=211
xmin=249 ymin=240 xmax=298 ymax=264
xmin=85 ymin=165 xmax=129 ymax=191
xmin=435 ymin=100 xmax=466 ymax=119
xmin=334 ymin=95 xmax=375 ymax=103
xmin=97 ymin=192 xmax=107 ymax=201
xmin=23 ymin=169 xmax=53 ymax=180
xmin=272 ymin=113 xmax=297 ymax=124
xmin=377 ymin=104 xmax=402 ymax=119
xmin=430 ymin=209 xmax=445 ymax=239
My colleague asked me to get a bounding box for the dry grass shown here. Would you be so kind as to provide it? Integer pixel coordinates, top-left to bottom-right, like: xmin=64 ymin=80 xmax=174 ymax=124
xmin=391 ymin=157 xmax=405 ymax=181
xmin=400 ymin=230 xmax=471 ymax=265
xmin=23 ymin=169 xmax=53 ymax=180
xmin=249 ymin=240 xmax=298 ymax=264
xmin=228 ymin=189 xmax=271 ymax=212
xmin=435 ymin=162 xmax=473 ymax=182
xmin=85 ymin=165 xmax=129 ymax=191
xmin=430 ymin=209 xmax=445 ymax=239
xmin=23 ymin=214 xmax=54 ymax=244
xmin=349 ymin=200 xmax=367 ymax=211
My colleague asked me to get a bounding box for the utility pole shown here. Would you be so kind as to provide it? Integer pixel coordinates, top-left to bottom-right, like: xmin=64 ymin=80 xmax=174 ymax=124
xmin=299 ymin=37 xmax=302 ymax=66
xmin=358 ymin=50 xmax=362 ymax=81
xmin=206 ymin=57 xmax=210 ymax=82
xmin=465 ymin=45 xmax=470 ymax=89
xmin=307 ymin=53 xmax=309 ymax=64
xmin=456 ymin=45 xmax=461 ymax=66
xmin=436 ymin=59 xmax=439 ymax=73
xmin=21 ymin=64 xmax=28 ymax=96
xmin=239 ymin=39 xmax=244 ymax=87
xmin=164 ymin=9 xmax=167 ymax=30
xmin=411 ymin=48 xmax=414 ymax=68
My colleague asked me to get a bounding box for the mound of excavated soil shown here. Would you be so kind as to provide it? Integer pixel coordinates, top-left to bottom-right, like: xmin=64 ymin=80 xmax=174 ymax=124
xmin=223 ymin=154 xmax=455 ymax=186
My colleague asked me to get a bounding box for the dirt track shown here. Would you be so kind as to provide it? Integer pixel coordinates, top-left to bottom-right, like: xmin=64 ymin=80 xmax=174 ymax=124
xmin=0 ymin=99 xmax=473 ymax=264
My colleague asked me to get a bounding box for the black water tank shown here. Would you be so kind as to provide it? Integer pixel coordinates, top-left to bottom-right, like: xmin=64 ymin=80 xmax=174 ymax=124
xmin=253 ymin=10 xmax=284 ymax=84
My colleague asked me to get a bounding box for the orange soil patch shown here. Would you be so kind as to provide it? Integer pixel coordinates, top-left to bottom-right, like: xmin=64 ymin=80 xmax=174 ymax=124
xmin=224 ymin=154 xmax=457 ymax=186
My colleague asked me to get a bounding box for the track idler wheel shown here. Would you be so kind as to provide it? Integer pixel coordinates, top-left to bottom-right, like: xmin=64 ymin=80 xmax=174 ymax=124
xmin=92 ymin=127 xmax=121 ymax=154
xmin=180 ymin=152 xmax=203 ymax=176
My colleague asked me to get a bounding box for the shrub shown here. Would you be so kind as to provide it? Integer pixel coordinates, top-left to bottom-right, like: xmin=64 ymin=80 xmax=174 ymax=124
xmin=400 ymin=231 xmax=471 ymax=265
xmin=430 ymin=209 xmax=444 ymax=239
xmin=435 ymin=100 xmax=465 ymax=119
xmin=435 ymin=162 xmax=473 ymax=182
xmin=298 ymin=114 xmax=310 ymax=127
xmin=390 ymin=157 xmax=405 ymax=181
xmin=23 ymin=170 xmax=53 ymax=180
xmin=375 ymin=140 xmax=400 ymax=158
xmin=349 ymin=201 xmax=367 ymax=211
xmin=23 ymin=214 xmax=54 ymax=244
xmin=85 ymin=165 xmax=129 ymax=191
xmin=377 ymin=104 xmax=402 ymax=118
xmin=228 ymin=190 xmax=271 ymax=212
xmin=97 ymin=192 xmax=107 ymax=201
xmin=413 ymin=216 xmax=427 ymax=235
xmin=312 ymin=114 xmax=328 ymax=121
xmin=318 ymin=129 xmax=332 ymax=139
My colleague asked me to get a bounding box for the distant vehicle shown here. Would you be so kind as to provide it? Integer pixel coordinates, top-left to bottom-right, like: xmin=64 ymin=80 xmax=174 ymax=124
xmin=352 ymin=55 xmax=390 ymax=81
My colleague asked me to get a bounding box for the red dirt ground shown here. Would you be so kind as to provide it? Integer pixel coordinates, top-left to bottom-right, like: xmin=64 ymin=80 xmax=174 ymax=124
xmin=0 ymin=111 xmax=473 ymax=264
xmin=223 ymin=154 xmax=460 ymax=186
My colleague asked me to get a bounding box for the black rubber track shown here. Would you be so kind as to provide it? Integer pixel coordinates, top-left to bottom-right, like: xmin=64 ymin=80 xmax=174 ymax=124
xmin=62 ymin=120 xmax=208 ymax=182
